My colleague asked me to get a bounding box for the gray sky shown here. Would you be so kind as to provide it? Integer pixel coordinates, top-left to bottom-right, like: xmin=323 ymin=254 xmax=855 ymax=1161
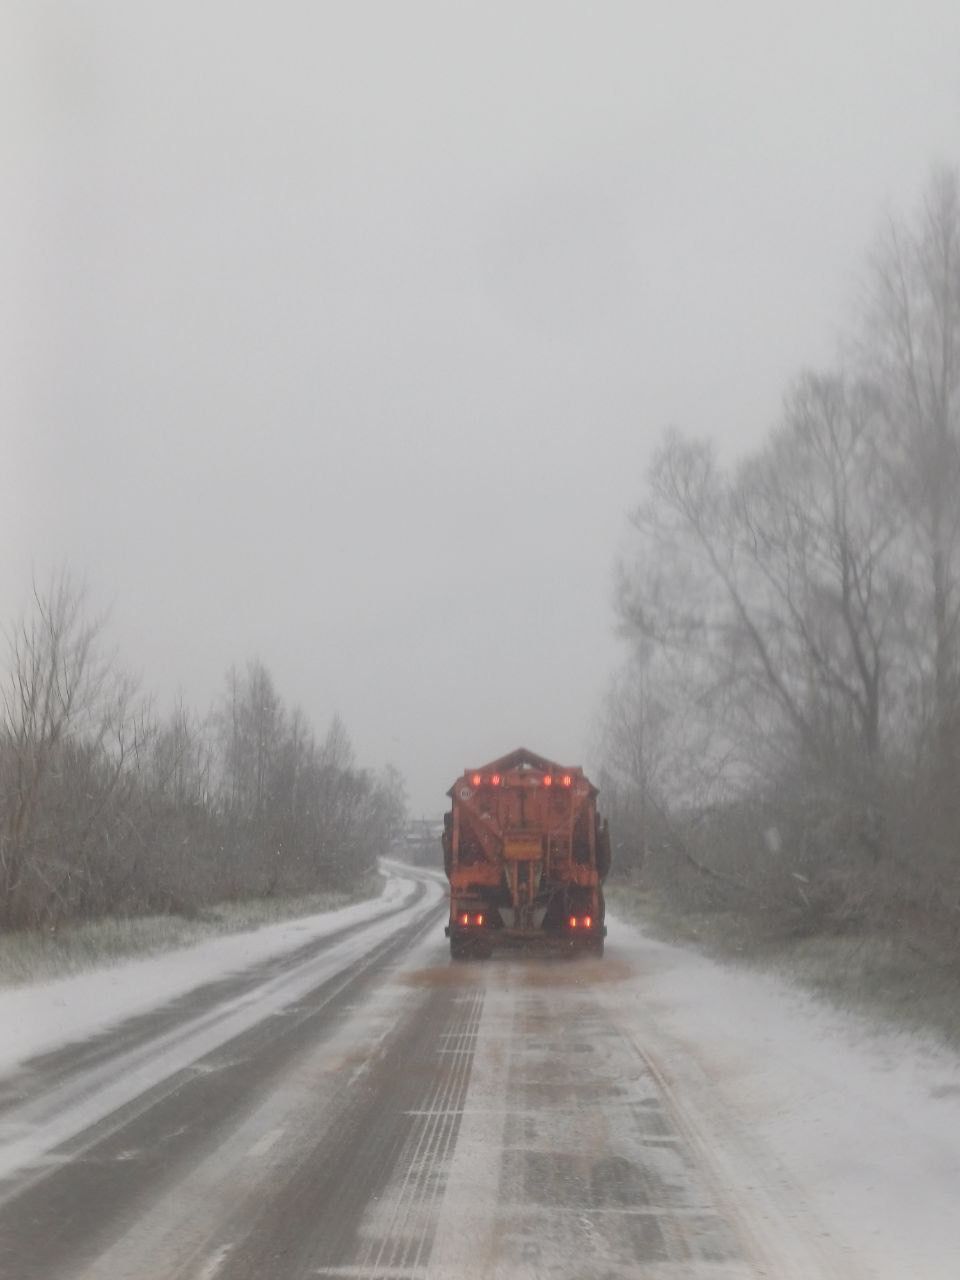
xmin=4 ymin=2 xmax=959 ymax=812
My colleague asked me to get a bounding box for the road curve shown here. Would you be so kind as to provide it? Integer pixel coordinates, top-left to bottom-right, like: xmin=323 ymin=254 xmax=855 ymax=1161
xmin=0 ymin=868 xmax=847 ymax=1280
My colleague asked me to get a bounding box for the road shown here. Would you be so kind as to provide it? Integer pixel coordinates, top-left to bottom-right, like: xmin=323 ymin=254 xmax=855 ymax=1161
xmin=0 ymin=867 xmax=851 ymax=1280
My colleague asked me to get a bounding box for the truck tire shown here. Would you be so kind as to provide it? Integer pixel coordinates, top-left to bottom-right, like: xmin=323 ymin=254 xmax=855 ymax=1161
xmin=450 ymin=937 xmax=470 ymax=961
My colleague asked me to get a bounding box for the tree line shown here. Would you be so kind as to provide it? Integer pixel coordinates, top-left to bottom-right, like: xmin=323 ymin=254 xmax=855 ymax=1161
xmin=600 ymin=168 xmax=960 ymax=942
xmin=0 ymin=573 xmax=406 ymax=930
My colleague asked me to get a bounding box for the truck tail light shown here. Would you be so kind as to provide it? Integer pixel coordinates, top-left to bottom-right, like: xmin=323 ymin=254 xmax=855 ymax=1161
xmin=471 ymin=773 xmax=482 ymax=786
xmin=474 ymin=913 xmax=484 ymax=926
xmin=459 ymin=912 xmax=470 ymax=926
xmin=542 ymin=774 xmax=553 ymax=786
xmin=584 ymin=916 xmax=592 ymax=929
xmin=568 ymin=915 xmax=594 ymax=930
xmin=491 ymin=773 xmax=501 ymax=786
xmin=569 ymin=915 xmax=578 ymax=929
xmin=562 ymin=774 xmax=573 ymax=787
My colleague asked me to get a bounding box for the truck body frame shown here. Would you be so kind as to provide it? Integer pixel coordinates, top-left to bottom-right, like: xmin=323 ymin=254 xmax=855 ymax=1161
xmin=442 ymin=747 xmax=611 ymax=958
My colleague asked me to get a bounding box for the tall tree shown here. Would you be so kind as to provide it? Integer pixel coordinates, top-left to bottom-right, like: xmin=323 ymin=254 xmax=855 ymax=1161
xmin=621 ymin=371 xmax=901 ymax=820
xmin=864 ymin=167 xmax=960 ymax=799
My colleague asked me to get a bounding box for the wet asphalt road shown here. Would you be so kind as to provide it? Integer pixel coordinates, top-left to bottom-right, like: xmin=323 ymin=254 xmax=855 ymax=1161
xmin=0 ymin=872 xmax=773 ymax=1280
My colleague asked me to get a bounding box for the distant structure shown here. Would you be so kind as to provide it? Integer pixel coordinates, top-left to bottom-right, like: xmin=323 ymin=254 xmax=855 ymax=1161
xmin=398 ymin=816 xmax=444 ymax=866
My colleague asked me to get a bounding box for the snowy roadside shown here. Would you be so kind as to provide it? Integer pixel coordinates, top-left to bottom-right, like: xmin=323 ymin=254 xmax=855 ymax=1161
xmin=0 ymin=870 xmax=418 ymax=1078
xmin=603 ymin=911 xmax=960 ymax=1280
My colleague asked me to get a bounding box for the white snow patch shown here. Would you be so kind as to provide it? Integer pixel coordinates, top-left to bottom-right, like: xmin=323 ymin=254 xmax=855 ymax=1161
xmin=0 ymin=873 xmax=444 ymax=1184
xmin=603 ymin=912 xmax=960 ymax=1280
xmin=0 ymin=869 xmax=415 ymax=1079
xmin=194 ymin=1242 xmax=233 ymax=1280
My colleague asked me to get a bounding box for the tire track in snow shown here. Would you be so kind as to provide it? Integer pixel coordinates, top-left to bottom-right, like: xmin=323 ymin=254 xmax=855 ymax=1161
xmin=0 ymin=889 xmax=444 ymax=1280
xmin=428 ymin=957 xmax=760 ymax=1279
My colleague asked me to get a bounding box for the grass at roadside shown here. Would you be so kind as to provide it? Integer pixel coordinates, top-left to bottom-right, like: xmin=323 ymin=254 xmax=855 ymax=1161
xmin=0 ymin=870 xmax=386 ymax=989
xmin=607 ymin=881 xmax=960 ymax=1049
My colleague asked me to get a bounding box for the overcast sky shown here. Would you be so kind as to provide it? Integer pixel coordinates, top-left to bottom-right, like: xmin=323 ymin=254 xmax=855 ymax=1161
xmin=3 ymin=2 xmax=959 ymax=812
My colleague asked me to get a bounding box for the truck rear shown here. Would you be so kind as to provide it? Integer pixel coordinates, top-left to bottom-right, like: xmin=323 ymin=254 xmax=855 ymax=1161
xmin=442 ymin=747 xmax=611 ymax=959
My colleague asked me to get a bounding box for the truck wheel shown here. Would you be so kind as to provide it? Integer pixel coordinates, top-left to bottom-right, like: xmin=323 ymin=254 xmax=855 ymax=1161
xmin=450 ymin=938 xmax=470 ymax=961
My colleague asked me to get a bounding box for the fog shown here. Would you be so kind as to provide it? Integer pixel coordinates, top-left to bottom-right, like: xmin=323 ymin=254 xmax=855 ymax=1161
xmin=4 ymin=1 xmax=959 ymax=812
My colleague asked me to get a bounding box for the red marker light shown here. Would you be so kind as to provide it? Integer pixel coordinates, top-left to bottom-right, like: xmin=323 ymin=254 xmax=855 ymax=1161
xmin=562 ymin=774 xmax=573 ymax=787
xmin=543 ymin=774 xmax=553 ymax=787
xmin=569 ymin=916 xmax=578 ymax=929
xmin=474 ymin=913 xmax=484 ymax=926
xmin=491 ymin=773 xmax=501 ymax=786
xmin=459 ymin=912 xmax=470 ymax=926
xmin=471 ymin=773 xmax=482 ymax=787
xmin=584 ymin=916 xmax=593 ymax=929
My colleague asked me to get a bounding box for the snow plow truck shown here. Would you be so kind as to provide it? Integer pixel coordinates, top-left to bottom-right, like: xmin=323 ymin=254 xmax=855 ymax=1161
xmin=442 ymin=747 xmax=611 ymax=959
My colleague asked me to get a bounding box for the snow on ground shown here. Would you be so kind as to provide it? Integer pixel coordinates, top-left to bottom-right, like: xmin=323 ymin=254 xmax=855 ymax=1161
xmin=4 ymin=872 xmax=960 ymax=1277
xmin=0 ymin=869 xmax=416 ymax=1078
xmin=0 ymin=869 xmax=444 ymax=1184
xmin=604 ymin=911 xmax=960 ymax=1280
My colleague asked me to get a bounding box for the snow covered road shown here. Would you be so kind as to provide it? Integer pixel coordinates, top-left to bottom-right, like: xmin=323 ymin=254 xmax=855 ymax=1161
xmin=1 ymin=875 xmax=959 ymax=1278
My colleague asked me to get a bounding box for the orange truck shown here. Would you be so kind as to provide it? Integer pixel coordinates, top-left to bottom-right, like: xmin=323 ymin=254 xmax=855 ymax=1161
xmin=442 ymin=747 xmax=611 ymax=959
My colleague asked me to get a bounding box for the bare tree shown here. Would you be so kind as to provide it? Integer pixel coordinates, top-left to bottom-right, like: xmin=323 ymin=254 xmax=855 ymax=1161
xmin=606 ymin=170 xmax=960 ymax=939
xmin=733 ymin=373 xmax=902 ymax=768
xmin=864 ymin=167 xmax=960 ymax=802
xmin=0 ymin=571 xmax=148 ymax=926
xmin=1 ymin=576 xmax=408 ymax=929
xmin=623 ymin=372 xmax=900 ymax=791
xmin=216 ymin=661 xmax=285 ymax=820
xmin=597 ymin=653 xmax=666 ymax=872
